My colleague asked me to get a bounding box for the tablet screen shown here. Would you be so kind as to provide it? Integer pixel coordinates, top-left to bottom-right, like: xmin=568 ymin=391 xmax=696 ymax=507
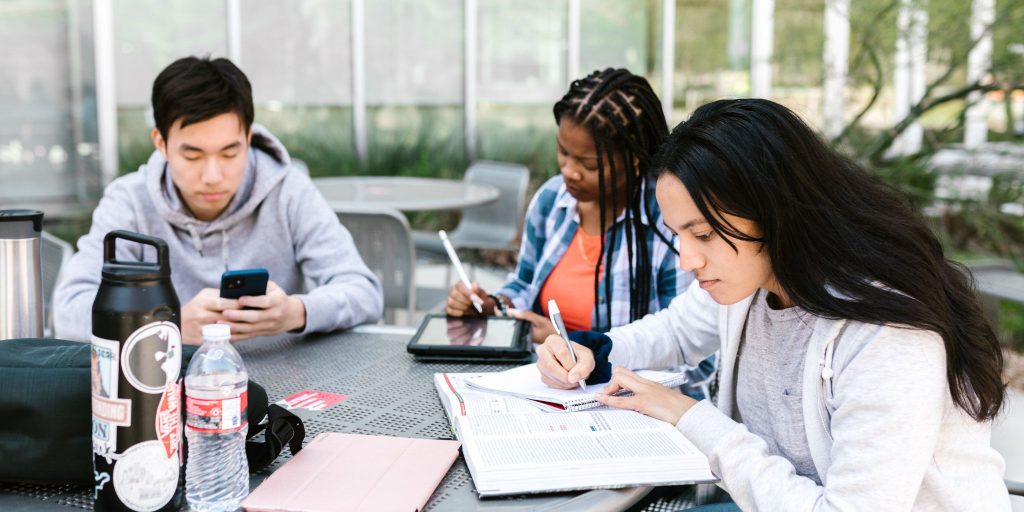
xmin=414 ymin=317 xmax=519 ymax=348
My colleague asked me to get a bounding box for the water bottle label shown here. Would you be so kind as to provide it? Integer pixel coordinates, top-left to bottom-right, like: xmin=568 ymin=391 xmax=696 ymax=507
xmin=186 ymin=391 xmax=249 ymax=433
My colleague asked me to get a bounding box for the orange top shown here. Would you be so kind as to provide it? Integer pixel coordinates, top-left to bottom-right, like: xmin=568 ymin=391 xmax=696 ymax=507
xmin=539 ymin=229 xmax=603 ymax=332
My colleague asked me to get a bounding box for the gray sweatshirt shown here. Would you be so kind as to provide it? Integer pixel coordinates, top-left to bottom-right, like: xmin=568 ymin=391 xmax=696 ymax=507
xmin=607 ymin=280 xmax=1010 ymax=510
xmin=54 ymin=125 xmax=383 ymax=341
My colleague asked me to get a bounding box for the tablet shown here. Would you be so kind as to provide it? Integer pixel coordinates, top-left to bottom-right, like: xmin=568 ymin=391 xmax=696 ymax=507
xmin=406 ymin=314 xmax=531 ymax=361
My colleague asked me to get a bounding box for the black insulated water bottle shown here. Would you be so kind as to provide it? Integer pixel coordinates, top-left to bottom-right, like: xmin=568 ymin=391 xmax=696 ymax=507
xmin=91 ymin=230 xmax=183 ymax=511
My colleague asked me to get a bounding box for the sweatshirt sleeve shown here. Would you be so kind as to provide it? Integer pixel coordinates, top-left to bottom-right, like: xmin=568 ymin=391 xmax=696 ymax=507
xmin=605 ymin=279 xmax=721 ymax=370
xmin=287 ymin=176 xmax=384 ymax=332
xmin=53 ymin=178 xmax=144 ymax=342
xmin=675 ymin=328 xmax=950 ymax=511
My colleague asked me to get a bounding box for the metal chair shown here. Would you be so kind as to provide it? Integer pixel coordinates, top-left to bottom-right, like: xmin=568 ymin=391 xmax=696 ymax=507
xmin=413 ymin=160 xmax=530 ymax=256
xmin=336 ymin=207 xmax=416 ymax=325
xmin=40 ymin=231 xmax=74 ymax=337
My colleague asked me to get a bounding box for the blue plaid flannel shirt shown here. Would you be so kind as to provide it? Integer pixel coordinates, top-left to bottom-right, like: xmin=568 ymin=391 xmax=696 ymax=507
xmin=497 ymin=175 xmax=716 ymax=399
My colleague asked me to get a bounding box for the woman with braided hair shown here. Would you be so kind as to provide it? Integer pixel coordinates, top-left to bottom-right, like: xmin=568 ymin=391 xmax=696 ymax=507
xmin=447 ymin=68 xmax=715 ymax=398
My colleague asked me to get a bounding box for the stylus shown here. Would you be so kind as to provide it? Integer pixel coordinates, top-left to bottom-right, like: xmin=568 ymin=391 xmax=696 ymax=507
xmin=439 ymin=230 xmax=484 ymax=313
xmin=547 ymin=299 xmax=587 ymax=391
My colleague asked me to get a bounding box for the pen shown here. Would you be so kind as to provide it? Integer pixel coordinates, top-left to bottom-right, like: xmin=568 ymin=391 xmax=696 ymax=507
xmin=547 ymin=299 xmax=587 ymax=391
xmin=439 ymin=230 xmax=484 ymax=314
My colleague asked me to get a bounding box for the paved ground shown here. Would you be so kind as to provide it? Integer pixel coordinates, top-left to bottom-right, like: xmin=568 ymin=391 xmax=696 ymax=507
xmin=414 ymin=263 xmax=1024 ymax=504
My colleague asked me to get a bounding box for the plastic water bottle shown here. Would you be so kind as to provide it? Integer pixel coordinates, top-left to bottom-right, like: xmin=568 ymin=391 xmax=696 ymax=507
xmin=185 ymin=324 xmax=249 ymax=511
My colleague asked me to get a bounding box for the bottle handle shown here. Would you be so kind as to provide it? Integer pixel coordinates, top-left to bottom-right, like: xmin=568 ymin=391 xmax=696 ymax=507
xmin=103 ymin=230 xmax=171 ymax=274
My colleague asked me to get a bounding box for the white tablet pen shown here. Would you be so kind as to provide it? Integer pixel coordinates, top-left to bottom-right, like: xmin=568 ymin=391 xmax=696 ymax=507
xmin=439 ymin=230 xmax=484 ymax=313
xmin=547 ymin=299 xmax=587 ymax=391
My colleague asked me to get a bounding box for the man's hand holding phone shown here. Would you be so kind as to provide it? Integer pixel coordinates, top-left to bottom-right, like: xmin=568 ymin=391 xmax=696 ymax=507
xmin=180 ymin=269 xmax=307 ymax=345
xmin=219 ymin=280 xmax=306 ymax=341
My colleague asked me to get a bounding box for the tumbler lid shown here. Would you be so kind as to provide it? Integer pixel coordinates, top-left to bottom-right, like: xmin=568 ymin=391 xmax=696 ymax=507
xmin=101 ymin=230 xmax=172 ymax=282
xmin=0 ymin=209 xmax=43 ymax=239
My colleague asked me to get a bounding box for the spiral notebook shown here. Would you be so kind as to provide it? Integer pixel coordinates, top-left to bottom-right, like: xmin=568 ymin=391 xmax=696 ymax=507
xmin=464 ymin=363 xmax=687 ymax=412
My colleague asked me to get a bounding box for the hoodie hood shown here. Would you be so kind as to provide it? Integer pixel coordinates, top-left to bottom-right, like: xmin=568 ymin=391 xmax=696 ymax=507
xmin=141 ymin=124 xmax=292 ymax=268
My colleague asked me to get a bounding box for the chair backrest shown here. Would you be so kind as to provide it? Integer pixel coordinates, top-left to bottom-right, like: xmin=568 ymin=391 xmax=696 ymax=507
xmin=335 ymin=207 xmax=415 ymax=324
xmin=40 ymin=231 xmax=74 ymax=336
xmin=450 ymin=160 xmax=530 ymax=250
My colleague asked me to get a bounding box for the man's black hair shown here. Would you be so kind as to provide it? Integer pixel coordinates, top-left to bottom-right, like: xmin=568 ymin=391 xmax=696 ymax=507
xmin=151 ymin=56 xmax=282 ymax=163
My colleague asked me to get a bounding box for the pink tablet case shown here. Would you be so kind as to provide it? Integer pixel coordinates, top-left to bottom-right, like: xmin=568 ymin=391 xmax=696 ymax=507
xmin=242 ymin=433 xmax=461 ymax=512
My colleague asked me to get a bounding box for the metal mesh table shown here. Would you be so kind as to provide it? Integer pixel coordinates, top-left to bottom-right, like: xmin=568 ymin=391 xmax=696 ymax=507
xmin=0 ymin=330 xmax=654 ymax=511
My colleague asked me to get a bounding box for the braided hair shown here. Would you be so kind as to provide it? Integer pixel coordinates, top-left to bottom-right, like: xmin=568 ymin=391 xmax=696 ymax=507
xmin=552 ymin=68 xmax=674 ymax=330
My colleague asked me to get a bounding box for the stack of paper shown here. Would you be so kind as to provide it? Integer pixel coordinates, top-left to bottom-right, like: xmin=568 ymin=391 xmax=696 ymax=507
xmin=434 ymin=370 xmax=717 ymax=497
xmin=465 ymin=363 xmax=688 ymax=411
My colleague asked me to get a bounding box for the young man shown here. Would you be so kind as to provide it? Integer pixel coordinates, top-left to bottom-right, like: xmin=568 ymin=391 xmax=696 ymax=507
xmin=55 ymin=56 xmax=383 ymax=344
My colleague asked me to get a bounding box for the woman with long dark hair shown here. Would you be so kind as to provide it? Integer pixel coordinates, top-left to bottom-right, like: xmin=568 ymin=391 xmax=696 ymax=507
xmin=537 ymin=98 xmax=1010 ymax=509
xmin=447 ymin=68 xmax=715 ymax=398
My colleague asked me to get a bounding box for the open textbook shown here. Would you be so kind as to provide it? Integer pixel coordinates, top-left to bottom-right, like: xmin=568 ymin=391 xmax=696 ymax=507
xmin=434 ymin=372 xmax=716 ymax=497
xmin=464 ymin=363 xmax=688 ymax=412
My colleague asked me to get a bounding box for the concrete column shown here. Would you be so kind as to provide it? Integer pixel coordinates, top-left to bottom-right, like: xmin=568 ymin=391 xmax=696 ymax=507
xmin=964 ymin=0 xmax=995 ymax=148
xmin=823 ymin=0 xmax=850 ymax=139
xmin=351 ymin=0 xmax=367 ymax=165
xmin=226 ymin=0 xmax=242 ymax=65
xmin=750 ymin=0 xmax=774 ymax=98
xmin=567 ymin=0 xmax=580 ymax=82
xmin=464 ymin=0 xmax=478 ymax=161
xmin=661 ymin=0 xmax=676 ymax=122
xmin=890 ymin=0 xmax=928 ymax=156
xmin=93 ymin=0 xmax=117 ymax=184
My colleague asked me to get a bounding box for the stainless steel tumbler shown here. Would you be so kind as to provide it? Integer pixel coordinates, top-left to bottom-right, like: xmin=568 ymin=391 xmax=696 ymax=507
xmin=0 ymin=209 xmax=44 ymax=340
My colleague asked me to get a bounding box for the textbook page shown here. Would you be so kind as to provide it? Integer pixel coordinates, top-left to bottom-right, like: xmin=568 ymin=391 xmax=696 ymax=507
xmin=433 ymin=373 xmax=554 ymax=436
xmin=455 ymin=409 xmax=716 ymax=497
xmin=464 ymin=363 xmax=687 ymax=411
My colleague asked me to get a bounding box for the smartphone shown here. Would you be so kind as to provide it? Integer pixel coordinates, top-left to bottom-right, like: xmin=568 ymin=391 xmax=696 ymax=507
xmin=220 ymin=268 xmax=269 ymax=299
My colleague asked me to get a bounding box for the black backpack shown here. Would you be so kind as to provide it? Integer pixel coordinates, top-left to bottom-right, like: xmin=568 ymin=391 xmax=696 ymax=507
xmin=0 ymin=338 xmax=304 ymax=484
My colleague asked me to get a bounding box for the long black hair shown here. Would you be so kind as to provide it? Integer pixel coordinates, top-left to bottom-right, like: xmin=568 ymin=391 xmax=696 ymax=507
xmin=653 ymin=98 xmax=1004 ymax=421
xmin=553 ymin=68 xmax=675 ymax=330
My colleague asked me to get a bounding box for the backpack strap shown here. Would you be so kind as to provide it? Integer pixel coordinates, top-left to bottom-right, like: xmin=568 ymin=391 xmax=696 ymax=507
xmin=245 ymin=404 xmax=306 ymax=471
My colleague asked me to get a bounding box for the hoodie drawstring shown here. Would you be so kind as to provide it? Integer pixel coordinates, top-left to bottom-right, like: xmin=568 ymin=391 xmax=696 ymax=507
xmin=221 ymin=229 xmax=230 ymax=271
xmin=187 ymin=225 xmax=203 ymax=257
xmin=187 ymin=224 xmax=230 ymax=271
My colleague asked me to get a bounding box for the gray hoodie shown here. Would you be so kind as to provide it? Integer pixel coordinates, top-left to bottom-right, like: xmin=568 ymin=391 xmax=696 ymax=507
xmin=54 ymin=125 xmax=383 ymax=341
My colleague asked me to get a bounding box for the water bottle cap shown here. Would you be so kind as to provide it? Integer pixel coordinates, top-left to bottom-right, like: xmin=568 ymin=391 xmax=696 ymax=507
xmin=202 ymin=323 xmax=231 ymax=341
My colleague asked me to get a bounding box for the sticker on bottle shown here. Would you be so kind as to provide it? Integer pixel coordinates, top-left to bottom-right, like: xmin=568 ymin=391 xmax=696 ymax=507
xmin=155 ymin=380 xmax=181 ymax=460
xmin=112 ymin=440 xmax=179 ymax=512
xmin=91 ymin=335 xmax=130 ymax=459
xmin=186 ymin=391 xmax=248 ymax=434
xmin=121 ymin=321 xmax=181 ymax=394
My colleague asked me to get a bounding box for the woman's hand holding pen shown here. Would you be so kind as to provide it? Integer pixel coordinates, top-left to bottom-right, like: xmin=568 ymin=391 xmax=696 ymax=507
xmin=594 ymin=367 xmax=698 ymax=424
xmin=537 ymin=334 xmax=595 ymax=389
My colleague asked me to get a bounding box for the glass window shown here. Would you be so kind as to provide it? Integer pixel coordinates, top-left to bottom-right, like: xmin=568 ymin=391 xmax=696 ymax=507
xmin=676 ymin=0 xmax=737 ymax=116
xmin=242 ymin=0 xmax=352 ymax=105
xmin=113 ymin=0 xmax=228 ymax=173
xmin=579 ymin=0 xmax=652 ymax=76
xmin=478 ymin=0 xmax=567 ymax=103
xmin=774 ymin=0 xmax=825 ymax=127
xmin=0 ymin=0 xmax=99 ymax=205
